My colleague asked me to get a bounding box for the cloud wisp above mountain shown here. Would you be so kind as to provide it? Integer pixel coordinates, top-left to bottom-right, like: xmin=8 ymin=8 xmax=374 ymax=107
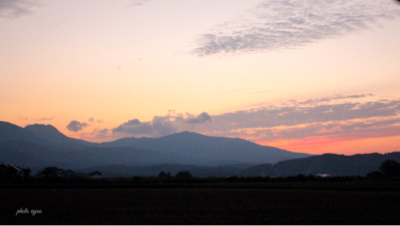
xmin=81 ymin=94 xmax=400 ymax=154
xmin=125 ymin=0 xmax=151 ymax=8
xmin=112 ymin=112 xmax=212 ymax=137
xmin=192 ymin=0 xmax=400 ymax=56
xmin=204 ymin=96 xmax=400 ymax=144
xmin=67 ymin=120 xmax=89 ymax=133
xmin=0 ymin=0 xmax=39 ymax=19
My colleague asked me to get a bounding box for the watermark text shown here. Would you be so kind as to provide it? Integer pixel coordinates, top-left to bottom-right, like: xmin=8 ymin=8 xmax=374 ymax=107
xmin=15 ymin=208 xmax=42 ymax=216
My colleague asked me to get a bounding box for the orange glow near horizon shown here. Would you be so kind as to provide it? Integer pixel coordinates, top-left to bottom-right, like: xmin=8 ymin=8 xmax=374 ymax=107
xmin=256 ymin=135 xmax=400 ymax=155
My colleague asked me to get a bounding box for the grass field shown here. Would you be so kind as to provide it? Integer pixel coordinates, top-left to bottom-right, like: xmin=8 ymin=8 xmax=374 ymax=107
xmin=2 ymin=185 xmax=400 ymax=224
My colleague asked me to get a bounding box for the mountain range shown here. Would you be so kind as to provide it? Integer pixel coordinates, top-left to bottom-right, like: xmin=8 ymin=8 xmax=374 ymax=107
xmin=1 ymin=121 xmax=398 ymax=177
xmin=0 ymin=121 xmax=309 ymax=169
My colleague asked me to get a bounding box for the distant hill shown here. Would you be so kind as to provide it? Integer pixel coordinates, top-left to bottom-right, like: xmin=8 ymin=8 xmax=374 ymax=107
xmin=0 ymin=141 xmax=85 ymax=169
xmin=245 ymin=152 xmax=400 ymax=177
xmin=78 ymin=164 xmax=217 ymax=178
xmin=78 ymin=163 xmax=258 ymax=178
xmin=101 ymin=131 xmax=310 ymax=165
xmin=0 ymin=140 xmax=196 ymax=170
xmin=242 ymin=164 xmax=275 ymax=177
xmin=78 ymin=152 xmax=400 ymax=178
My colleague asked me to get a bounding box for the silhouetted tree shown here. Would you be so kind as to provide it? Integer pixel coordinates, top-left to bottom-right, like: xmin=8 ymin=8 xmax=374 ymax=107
xmin=176 ymin=171 xmax=193 ymax=179
xmin=379 ymin=160 xmax=400 ymax=177
xmin=158 ymin=171 xmax=167 ymax=179
xmin=41 ymin=167 xmax=63 ymax=178
xmin=0 ymin=164 xmax=22 ymax=179
xmin=89 ymin=171 xmax=101 ymax=176
xmin=23 ymin=168 xmax=31 ymax=179
xmin=366 ymin=171 xmax=383 ymax=179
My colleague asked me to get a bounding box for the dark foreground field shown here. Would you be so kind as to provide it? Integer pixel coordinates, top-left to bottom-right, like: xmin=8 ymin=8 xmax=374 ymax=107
xmin=1 ymin=186 xmax=400 ymax=224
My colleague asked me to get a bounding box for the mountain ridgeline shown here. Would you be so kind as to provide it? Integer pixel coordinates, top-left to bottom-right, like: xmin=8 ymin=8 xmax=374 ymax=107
xmin=101 ymin=131 xmax=308 ymax=165
xmin=1 ymin=121 xmax=399 ymax=177
xmin=0 ymin=121 xmax=309 ymax=169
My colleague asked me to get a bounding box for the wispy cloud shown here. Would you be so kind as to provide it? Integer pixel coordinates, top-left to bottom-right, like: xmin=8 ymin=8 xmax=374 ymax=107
xmin=0 ymin=0 xmax=39 ymax=19
xmin=38 ymin=117 xmax=53 ymax=121
xmin=87 ymin=117 xmax=104 ymax=124
xmin=112 ymin=112 xmax=212 ymax=137
xmin=201 ymin=95 xmax=400 ymax=143
xmin=125 ymin=0 xmax=150 ymax=8
xmin=192 ymin=0 xmax=400 ymax=56
xmin=295 ymin=94 xmax=374 ymax=105
xmin=66 ymin=120 xmax=88 ymax=132
xmin=115 ymin=58 xmax=143 ymax=71
xmin=183 ymin=112 xmax=212 ymax=124
xmin=80 ymin=128 xmax=110 ymax=142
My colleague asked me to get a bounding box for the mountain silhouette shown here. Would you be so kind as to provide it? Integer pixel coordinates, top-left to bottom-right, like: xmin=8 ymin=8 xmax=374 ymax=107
xmin=1 ymin=121 xmax=399 ymax=177
xmin=24 ymin=124 xmax=95 ymax=150
xmin=0 ymin=122 xmax=309 ymax=170
xmin=102 ymin=131 xmax=310 ymax=165
xmin=0 ymin=140 xmax=191 ymax=170
xmin=245 ymin=152 xmax=400 ymax=177
xmin=25 ymin=124 xmax=69 ymax=142
xmin=0 ymin=121 xmax=42 ymax=144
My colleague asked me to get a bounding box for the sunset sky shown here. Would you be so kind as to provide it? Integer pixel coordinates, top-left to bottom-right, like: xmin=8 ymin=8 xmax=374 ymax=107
xmin=1 ymin=0 xmax=399 ymax=155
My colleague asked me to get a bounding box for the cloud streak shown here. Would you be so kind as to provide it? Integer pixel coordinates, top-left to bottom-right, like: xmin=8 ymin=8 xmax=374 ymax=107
xmin=0 ymin=0 xmax=38 ymax=19
xmin=296 ymin=94 xmax=374 ymax=105
xmin=178 ymin=112 xmax=212 ymax=124
xmin=67 ymin=120 xmax=88 ymax=132
xmin=112 ymin=112 xmax=212 ymax=137
xmin=38 ymin=117 xmax=53 ymax=121
xmin=201 ymin=95 xmax=400 ymax=143
xmin=80 ymin=128 xmax=111 ymax=142
xmin=192 ymin=0 xmax=400 ymax=56
xmin=126 ymin=0 xmax=151 ymax=8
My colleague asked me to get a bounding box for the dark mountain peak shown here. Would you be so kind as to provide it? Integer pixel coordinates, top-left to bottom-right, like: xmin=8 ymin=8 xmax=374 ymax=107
xmin=25 ymin=123 xmax=60 ymax=132
xmin=162 ymin=131 xmax=239 ymax=141
xmin=0 ymin=121 xmax=45 ymax=144
xmin=160 ymin=131 xmax=261 ymax=147
xmin=158 ymin=131 xmax=202 ymax=140
xmin=25 ymin=124 xmax=68 ymax=142
xmin=171 ymin=131 xmax=198 ymax=136
xmin=23 ymin=123 xmax=94 ymax=148
xmin=321 ymin=153 xmax=343 ymax=157
xmin=164 ymin=131 xmax=202 ymax=137
xmin=0 ymin=121 xmax=22 ymax=130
